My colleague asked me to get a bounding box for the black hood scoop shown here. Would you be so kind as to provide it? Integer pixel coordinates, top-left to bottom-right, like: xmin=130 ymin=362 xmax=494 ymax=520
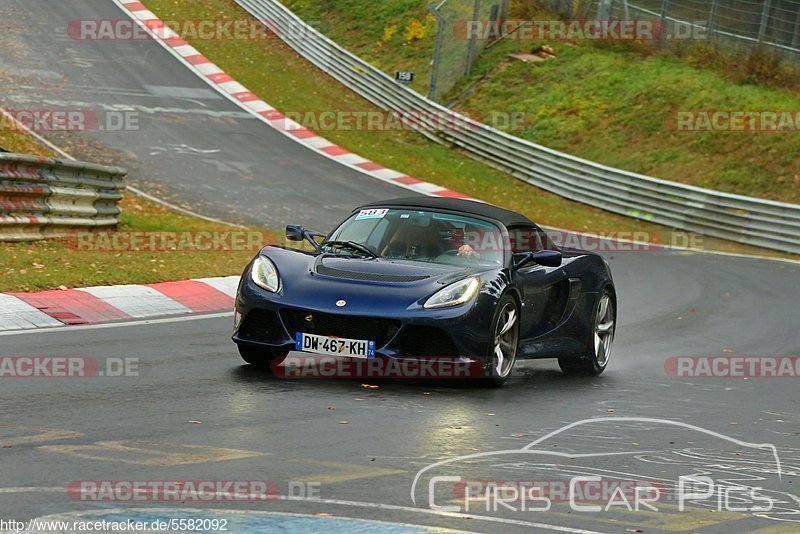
xmin=315 ymin=263 xmax=430 ymax=283
xmin=312 ymin=255 xmax=453 ymax=283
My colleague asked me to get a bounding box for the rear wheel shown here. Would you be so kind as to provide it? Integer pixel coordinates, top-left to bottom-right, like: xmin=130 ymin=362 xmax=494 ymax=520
xmin=237 ymin=344 xmax=277 ymax=369
xmin=559 ymin=288 xmax=616 ymax=376
xmin=483 ymin=295 xmax=520 ymax=387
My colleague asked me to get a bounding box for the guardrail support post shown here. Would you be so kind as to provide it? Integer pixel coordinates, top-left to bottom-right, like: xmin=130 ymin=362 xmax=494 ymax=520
xmin=793 ymin=6 xmax=800 ymax=48
xmin=758 ymin=0 xmax=773 ymax=44
xmin=465 ymin=0 xmax=482 ymax=75
xmin=708 ymin=0 xmax=719 ymax=37
xmin=659 ymin=0 xmax=670 ymax=45
xmin=427 ymin=1 xmax=447 ymax=101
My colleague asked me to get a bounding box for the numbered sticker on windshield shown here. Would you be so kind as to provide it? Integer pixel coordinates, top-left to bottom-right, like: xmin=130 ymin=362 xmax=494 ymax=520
xmin=355 ymin=208 xmax=389 ymax=221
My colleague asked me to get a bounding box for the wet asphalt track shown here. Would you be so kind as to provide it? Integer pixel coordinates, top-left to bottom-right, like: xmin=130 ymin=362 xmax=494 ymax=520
xmin=1 ymin=0 xmax=799 ymax=532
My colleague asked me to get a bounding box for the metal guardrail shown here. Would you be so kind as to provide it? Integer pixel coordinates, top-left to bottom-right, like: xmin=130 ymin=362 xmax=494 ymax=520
xmin=235 ymin=0 xmax=800 ymax=254
xmin=0 ymin=153 xmax=127 ymax=242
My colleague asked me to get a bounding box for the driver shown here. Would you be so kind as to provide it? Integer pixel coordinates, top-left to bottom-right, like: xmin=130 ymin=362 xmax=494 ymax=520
xmin=448 ymin=228 xmax=480 ymax=258
xmin=457 ymin=244 xmax=480 ymax=258
xmin=382 ymin=224 xmax=443 ymax=258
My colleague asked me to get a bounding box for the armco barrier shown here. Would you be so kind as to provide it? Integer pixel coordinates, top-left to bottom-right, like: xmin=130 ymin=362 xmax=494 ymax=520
xmin=233 ymin=0 xmax=800 ymax=255
xmin=0 ymin=153 xmax=126 ymax=241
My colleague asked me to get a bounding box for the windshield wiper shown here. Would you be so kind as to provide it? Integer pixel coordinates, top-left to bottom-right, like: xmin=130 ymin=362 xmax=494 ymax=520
xmin=321 ymin=240 xmax=378 ymax=258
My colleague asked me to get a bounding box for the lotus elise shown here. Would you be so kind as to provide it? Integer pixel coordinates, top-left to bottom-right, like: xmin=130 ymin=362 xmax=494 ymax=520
xmin=232 ymin=197 xmax=616 ymax=386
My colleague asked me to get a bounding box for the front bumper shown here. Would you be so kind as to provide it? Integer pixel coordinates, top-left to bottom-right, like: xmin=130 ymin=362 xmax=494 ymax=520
xmin=232 ymin=274 xmax=494 ymax=366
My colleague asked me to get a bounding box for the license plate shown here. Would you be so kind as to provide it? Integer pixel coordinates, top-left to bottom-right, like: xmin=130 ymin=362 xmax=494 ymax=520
xmin=295 ymin=332 xmax=376 ymax=359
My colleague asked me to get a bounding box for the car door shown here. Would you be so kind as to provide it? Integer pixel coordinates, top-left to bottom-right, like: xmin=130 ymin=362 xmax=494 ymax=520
xmin=509 ymin=225 xmax=571 ymax=341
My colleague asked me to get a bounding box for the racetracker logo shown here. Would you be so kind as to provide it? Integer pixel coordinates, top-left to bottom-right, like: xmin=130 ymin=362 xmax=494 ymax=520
xmin=67 ymin=480 xmax=290 ymax=502
xmin=453 ymin=19 xmax=705 ymax=41
xmin=668 ymin=111 xmax=800 ymax=132
xmin=278 ymin=110 xmax=525 ymax=132
xmin=0 ymin=357 xmax=138 ymax=378
xmin=65 ymin=231 xmax=270 ymax=253
xmin=0 ymin=109 xmax=138 ymax=132
xmin=665 ymin=356 xmax=800 ymax=378
xmin=67 ymin=19 xmax=276 ymax=41
xmin=272 ymin=354 xmax=484 ymax=379
xmin=456 ymin=229 xmax=702 ymax=254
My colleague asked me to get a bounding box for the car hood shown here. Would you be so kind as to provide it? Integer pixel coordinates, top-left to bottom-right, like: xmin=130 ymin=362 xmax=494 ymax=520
xmin=260 ymin=246 xmax=487 ymax=312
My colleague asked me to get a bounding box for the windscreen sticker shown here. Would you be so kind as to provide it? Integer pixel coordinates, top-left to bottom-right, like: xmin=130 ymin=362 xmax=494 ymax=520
xmin=355 ymin=208 xmax=389 ymax=221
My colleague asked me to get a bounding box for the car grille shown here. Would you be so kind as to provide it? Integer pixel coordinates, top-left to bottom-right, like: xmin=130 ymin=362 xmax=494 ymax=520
xmin=316 ymin=264 xmax=430 ymax=283
xmin=280 ymin=309 xmax=401 ymax=348
xmin=391 ymin=326 xmax=460 ymax=358
xmin=238 ymin=309 xmax=285 ymax=343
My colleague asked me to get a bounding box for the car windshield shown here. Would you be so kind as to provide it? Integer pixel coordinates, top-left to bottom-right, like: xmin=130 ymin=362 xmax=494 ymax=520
xmin=322 ymin=208 xmax=505 ymax=267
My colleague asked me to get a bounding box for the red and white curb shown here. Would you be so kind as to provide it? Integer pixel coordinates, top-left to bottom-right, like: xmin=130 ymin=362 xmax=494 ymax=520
xmin=112 ymin=0 xmax=471 ymax=201
xmin=0 ymin=276 xmax=238 ymax=331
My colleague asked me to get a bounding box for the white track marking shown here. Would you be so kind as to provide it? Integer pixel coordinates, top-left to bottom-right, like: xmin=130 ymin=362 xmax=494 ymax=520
xmin=75 ymin=286 xmax=191 ymax=318
xmin=0 ymin=295 xmax=64 ymax=331
xmin=192 ymin=276 xmax=240 ymax=297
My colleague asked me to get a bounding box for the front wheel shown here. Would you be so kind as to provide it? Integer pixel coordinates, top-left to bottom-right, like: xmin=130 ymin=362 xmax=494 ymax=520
xmin=483 ymin=295 xmax=520 ymax=387
xmin=559 ymin=288 xmax=616 ymax=377
xmin=237 ymin=344 xmax=277 ymax=369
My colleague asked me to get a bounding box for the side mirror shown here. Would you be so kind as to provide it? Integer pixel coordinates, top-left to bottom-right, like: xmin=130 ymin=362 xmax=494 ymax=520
xmin=285 ymin=224 xmax=327 ymax=251
xmin=532 ymin=250 xmax=562 ymax=267
xmin=285 ymin=224 xmax=305 ymax=241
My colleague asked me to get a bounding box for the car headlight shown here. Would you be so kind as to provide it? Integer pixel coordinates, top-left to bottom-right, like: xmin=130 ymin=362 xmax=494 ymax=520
xmin=424 ymin=277 xmax=480 ymax=309
xmin=251 ymin=255 xmax=280 ymax=292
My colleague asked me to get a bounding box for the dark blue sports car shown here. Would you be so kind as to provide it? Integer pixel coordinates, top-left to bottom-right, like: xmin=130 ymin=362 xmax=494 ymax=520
xmin=232 ymin=197 xmax=616 ymax=386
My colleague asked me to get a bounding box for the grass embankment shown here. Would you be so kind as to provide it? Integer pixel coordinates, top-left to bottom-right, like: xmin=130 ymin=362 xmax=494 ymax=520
xmin=142 ymin=0 xmax=794 ymax=260
xmin=282 ymin=0 xmax=800 ymax=204
xmin=0 ymin=130 xmax=269 ymax=292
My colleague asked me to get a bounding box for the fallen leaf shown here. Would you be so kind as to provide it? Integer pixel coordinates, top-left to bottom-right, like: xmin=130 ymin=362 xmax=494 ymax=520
xmin=2 ymin=445 xmax=11 ymax=449
xmin=327 ymin=406 xmax=336 ymax=411
xmin=338 ymin=421 xmax=349 ymax=425
xmin=361 ymin=384 xmax=379 ymax=389
xmin=607 ymin=409 xmax=615 ymax=413
xmin=487 ymin=413 xmax=496 ymax=416
xmin=58 ymin=285 xmax=68 ymax=291
xmin=188 ymin=420 xmax=202 ymax=424
xmin=449 ymin=425 xmax=463 ymax=430
xmin=423 ymin=392 xmax=431 ymax=395
xmin=316 ymin=513 xmax=333 ymax=517
xmin=722 ymin=348 xmax=733 ymax=353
